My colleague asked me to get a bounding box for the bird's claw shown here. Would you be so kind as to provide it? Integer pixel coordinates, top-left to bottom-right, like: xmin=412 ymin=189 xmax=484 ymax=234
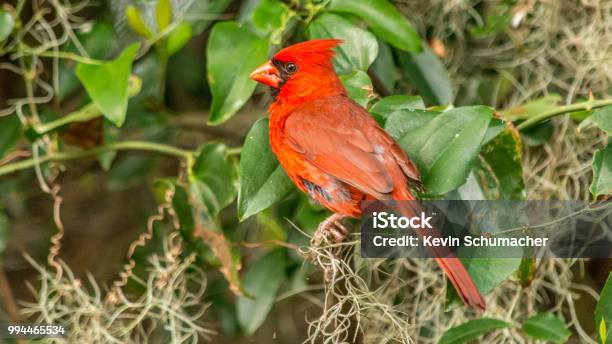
xmin=311 ymin=214 xmax=348 ymax=247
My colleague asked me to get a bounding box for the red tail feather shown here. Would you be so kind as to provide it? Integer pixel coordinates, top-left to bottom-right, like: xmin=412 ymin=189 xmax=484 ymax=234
xmin=435 ymin=256 xmax=486 ymax=311
xmin=397 ymin=202 xmax=486 ymax=311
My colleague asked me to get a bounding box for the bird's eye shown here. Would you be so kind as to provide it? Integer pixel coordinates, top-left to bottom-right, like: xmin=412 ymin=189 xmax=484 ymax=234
xmin=285 ymin=62 xmax=297 ymax=74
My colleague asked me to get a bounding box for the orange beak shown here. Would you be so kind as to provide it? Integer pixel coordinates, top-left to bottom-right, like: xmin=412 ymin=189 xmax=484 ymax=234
xmin=249 ymin=61 xmax=281 ymax=88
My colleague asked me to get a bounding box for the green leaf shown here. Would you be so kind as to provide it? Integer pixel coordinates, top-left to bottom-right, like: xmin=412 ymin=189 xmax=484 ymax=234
xmin=191 ymin=143 xmax=239 ymax=217
xmin=167 ymin=22 xmax=193 ymax=55
xmin=500 ymin=94 xmax=562 ymax=121
xmin=522 ymin=313 xmax=571 ymax=343
xmin=591 ymin=142 xmax=612 ymax=198
xmin=370 ymin=94 xmax=425 ymax=125
xmin=396 ymin=45 xmax=454 ymax=105
xmin=328 ymin=0 xmax=421 ymax=52
xmin=438 ymin=318 xmax=510 ymax=344
xmin=0 ymin=8 xmax=15 ymax=42
xmin=516 ymin=257 xmax=536 ymax=288
xmin=339 ymin=70 xmax=373 ymax=108
xmin=601 ymin=318 xmax=608 ymax=344
xmin=76 ymin=43 xmax=139 ymax=127
xmin=447 ymin=247 xmax=521 ymax=308
xmin=589 ymin=105 xmax=612 ymax=135
xmin=238 ymin=118 xmax=294 ymax=220
xmin=156 ymin=0 xmax=172 ymax=32
xmin=308 ymin=13 xmax=378 ymax=74
xmin=237 ymin=250 xmax=286 ymax=335
xmin=194 ymin=223 xmax=246 ymax=296
xmin=126 ymin=5 xmax=152 ymax=39
xmin=207 ymin=21 xmax=268 ymax=125
xmin=369 ymin=38 xmax=398 ymax=95
xmin=0 ymin=115 xmax=21 ymax=159
xmin=482 ymin=118 xmax=506 ymax=145
xmin=251 ymin=0 xmax=292 ymax=35
xmin=58 ymin=22 xmax=117 ymax=101
xmin=473 ymin=125 xmax=525 ymax=200
xmin=596 ymin=273 xmax=612 ymax=344
xmin=391 ymin=106 xmax=493 ymax=195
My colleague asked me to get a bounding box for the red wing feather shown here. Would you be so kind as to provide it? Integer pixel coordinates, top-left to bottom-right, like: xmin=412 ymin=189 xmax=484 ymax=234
xmin=283 ymin=95 xmax=419 ymax=199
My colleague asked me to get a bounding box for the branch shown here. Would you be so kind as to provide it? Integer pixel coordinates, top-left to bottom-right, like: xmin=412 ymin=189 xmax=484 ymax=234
xmin=0 ymin=141 xmax=194 ymax=177
xmin=516 ymin=98 xmax=612 ymax=131
xmin=11 ymin=49 xmax=105 ymax=65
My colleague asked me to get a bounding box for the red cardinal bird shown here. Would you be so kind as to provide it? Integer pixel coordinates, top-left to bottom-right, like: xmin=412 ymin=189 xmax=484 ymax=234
xmin=250 ymin=39 xmax=485 ymax=311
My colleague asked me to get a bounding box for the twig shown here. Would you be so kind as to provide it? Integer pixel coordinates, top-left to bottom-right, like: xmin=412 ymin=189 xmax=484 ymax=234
xmin=516 ymin=98 xmax=612 ymax=131
xmin=0 ymin=140 xmax=195 ymax=177
xmin=0 ymin=150 xmax=31 ymax=166
xmin=491 ymin=201 xmax=612 ymax=236
xmin=10 ymin=49 xmax=105 ymax=65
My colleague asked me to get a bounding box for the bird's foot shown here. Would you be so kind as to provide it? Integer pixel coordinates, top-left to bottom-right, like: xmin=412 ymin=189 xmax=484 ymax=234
xmin=311 ymin=213 xmax=348 ymax=247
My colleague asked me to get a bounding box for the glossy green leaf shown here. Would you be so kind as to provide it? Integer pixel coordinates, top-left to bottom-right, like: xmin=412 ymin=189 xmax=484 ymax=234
xmin=238 ymin=118 xmax=294 ymax=221
xmin=126 ymin=5 xmax=152 ymax=39
xmin=328 ymin=0 xmax=421 ymax=52
xmin=482 ymin=118 xmax=506 ymax=145
xmin=76 ymin=43 xmax=139 ymax=127
xmin=397 ymin=45 xmax=454 ymax=105
xmin=370 ymin=94 xmax=425 ymax=125
xmin=207 ymin=21 xmax=268 ymax=125
xmin=596 ymin=273 xmax=612 ymax=344
xmin=522 ymin=313 xmax=571 ymax=343
xmin=308 ymin=13 xmax=378 ymax=74
xmin=0 ymin=8 xmax=15 ymax=42
xmin=191 ymin=143 xmax=239 ymax=217
xmin=156 ymin=0 xmax=172 ymax=32
xmin=474 ymin=125 xmax=526 ymax=200
xmin=340 ymin=70 xmax=374 ymax=108
xmin=0 ymin=115 xmax=21 ymax=159
xmin=386 ymin=109 xmax=437 ymax=140
xmin=438 ymin=318 xmax=510 ymax=344
xmin=58 ymin=22 xmax=117 ymax=101
xmin=251 ymin=0 xmax=292 ymax=35
xmin=237 ymin=250 xmax=286 ymax=335
xmin=167 ymin=22 xmax=192 ymax=55
xmin=369 ymin=38 xmax=398 ymax=95
xmin=589 ymin=105 xmax=612 ymax=135
xmin=591 ymin=142 xmax=612 ymax=198
xmin=391 ymin=106 xmax=493 ymax=195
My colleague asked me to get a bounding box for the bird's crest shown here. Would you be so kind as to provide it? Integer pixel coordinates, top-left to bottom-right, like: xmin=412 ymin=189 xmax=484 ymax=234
xmin=273 ymin=39 xmax=343 ymax=65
